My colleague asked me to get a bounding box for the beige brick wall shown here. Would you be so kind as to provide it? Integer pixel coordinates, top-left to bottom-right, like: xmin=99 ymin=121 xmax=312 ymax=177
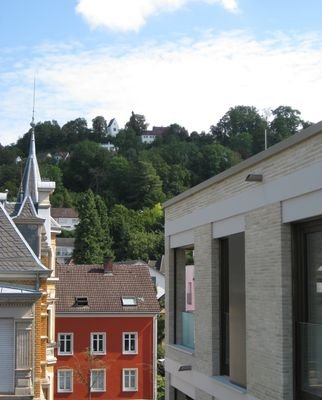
xmin=194 ymin=224 xmax=219 ymax=376
xmin=245 ymin=203 xmax=293 ymax=400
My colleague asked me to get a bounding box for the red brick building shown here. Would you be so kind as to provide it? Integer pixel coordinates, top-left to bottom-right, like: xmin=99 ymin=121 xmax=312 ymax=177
xmin=54 ymin=260 xmax=160 ymax=399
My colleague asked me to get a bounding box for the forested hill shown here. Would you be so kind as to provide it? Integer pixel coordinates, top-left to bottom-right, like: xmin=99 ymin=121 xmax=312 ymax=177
xmin=0 ymin=105 xmax=311 ymax=263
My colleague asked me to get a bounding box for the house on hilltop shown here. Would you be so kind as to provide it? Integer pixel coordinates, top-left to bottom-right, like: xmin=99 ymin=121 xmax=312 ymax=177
xmin=107 ymin=118 xmax=119 ymax=137
xmin=141 ymin=126 xmax=167 ymax=144
xmin=164 ymin=121 xmax=322 ymax=400
xmin=55 ymin=259 xmax=160 ymax=399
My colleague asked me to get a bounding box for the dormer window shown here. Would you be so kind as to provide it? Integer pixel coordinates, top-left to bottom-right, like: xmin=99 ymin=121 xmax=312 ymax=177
xmin=74 ymin=296 xmax=88 ymax=306
xmin=121 ymin=296 xmax=137 ymax=306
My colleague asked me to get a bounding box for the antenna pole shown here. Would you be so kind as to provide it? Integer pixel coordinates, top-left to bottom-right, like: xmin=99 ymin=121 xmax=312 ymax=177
xmin=31 ymin=77 xmax=36 ymax=128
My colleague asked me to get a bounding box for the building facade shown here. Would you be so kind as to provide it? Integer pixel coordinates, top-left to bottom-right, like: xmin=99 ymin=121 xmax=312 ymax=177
xmin=51 ymin=208 xmax=79 ymax=231
xmin=163 ymin=122 xmax=322 ymax=400
xmin=54 ymin=260 xmax=160 ymax=399
xmin=56 ymin=238 xmax=74 ymax=264
xmin=0 ymin=124 xmax=59 ymax=399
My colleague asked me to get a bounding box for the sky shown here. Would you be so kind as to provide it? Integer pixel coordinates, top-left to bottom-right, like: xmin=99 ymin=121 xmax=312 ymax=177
xmin=1 ymin=0 xmax=322 ymax=145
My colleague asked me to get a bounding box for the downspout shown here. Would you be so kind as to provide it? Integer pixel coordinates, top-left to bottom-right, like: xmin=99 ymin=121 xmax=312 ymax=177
xmin=153 ymin=315 xmax=158 ymax=400
xmin=36 ymin=272 xmax=40 ymax=290
xmin=32 ymin=303 xmax=36 ymax=395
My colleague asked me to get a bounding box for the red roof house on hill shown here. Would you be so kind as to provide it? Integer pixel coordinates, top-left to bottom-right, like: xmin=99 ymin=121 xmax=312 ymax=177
xmin=54 ymin=259 xmax=160 ymax=399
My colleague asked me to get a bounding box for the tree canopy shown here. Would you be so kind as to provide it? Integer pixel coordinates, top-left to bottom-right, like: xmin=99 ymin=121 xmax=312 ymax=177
xmin=0 ymin=105 xmax=312 ymax=263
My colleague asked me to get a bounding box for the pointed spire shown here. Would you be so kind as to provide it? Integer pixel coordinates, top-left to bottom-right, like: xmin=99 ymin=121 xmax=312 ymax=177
xmin=19 ymin=79 xmax=41 ymax=205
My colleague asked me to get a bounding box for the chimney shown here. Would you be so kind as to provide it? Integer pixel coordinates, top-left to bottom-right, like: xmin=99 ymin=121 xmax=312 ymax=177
xmin=0 ymin=190 xmax=8 ymax=204
xmin=103 ymin=257 xmax=113 ymax=275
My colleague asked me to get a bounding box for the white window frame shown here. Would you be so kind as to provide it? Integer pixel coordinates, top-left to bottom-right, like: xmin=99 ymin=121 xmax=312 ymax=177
xmin=122 ymin=368 xmax=138 ymax=391
xmin=57 ymin=369 xmax=73 ymax=392
xmin=122 ymin=332 xmax=138 ymax=354
xmin=90 ymin=369 xmax=106 ymax=392
xmin=91 ymin=332 xmax=106 ymax=355
xmin=58 ymin=333 xmax=73 ymax=355
xmin=121 ymin=296 xmax=137 ymax=306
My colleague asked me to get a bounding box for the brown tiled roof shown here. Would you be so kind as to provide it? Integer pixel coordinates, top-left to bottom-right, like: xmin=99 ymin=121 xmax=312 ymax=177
xmin=51 ymin=208 xmax=79 ymax=218
xmin=0 ymin=204 xmax=49 ymax=273
xmin=56 ymin=238 xmax=75 ymax=247
xmin=56 ymin=262 xmax=160 ymax=314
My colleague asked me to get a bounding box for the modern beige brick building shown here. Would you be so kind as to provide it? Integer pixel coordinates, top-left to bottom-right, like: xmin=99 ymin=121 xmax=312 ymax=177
xmin=163 ymin=121 xmax=322 ymax=400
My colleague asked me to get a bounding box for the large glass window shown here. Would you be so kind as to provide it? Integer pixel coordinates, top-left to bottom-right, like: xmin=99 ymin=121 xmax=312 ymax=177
xmin=220 ymin=233 xmax=246 ymax=388
xmin=174 ymin=247 xmax=195 ymax=350
xmin=294 ymin=221 xmax=322 ymax=400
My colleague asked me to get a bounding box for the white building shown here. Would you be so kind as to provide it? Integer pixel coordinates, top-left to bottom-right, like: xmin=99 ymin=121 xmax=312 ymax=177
xmin=51 ymin=208 xmax=79 ymax=231
xmin=107 ymin=118 xmax=120 ymax=136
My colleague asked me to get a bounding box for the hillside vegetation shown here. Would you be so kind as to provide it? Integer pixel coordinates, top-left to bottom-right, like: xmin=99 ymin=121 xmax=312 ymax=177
xmin=0 ymin=105 xmax=311 ymax=263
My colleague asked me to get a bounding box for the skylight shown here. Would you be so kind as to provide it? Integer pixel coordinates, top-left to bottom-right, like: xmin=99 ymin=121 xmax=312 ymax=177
xmin=121 ymin=296 xmax=137 ymax=306
xmin=74 ymin=296 xmax=88 ymax=306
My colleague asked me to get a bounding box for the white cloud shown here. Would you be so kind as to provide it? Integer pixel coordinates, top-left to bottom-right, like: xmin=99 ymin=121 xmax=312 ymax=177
xmin=1 ymin=31 xmax=322 ymax=145
xmin=75 ymin=0 xmax=239 ymax=32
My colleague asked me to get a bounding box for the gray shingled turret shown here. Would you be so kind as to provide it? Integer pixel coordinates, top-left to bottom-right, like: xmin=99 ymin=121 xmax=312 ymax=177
xmin=19 ymin=125 xmax=41 ymax=205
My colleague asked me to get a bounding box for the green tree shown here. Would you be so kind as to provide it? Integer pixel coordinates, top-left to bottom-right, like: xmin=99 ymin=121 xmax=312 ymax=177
xmin=157 ymin=374 xmax=165 ymax=400
xmin=127 ymin=161 xmax=165 ymax=209
xmin=94 ymin=195 xmax=114 ymax=258
xmin=125 ymin=111 xmax=148 ymax=135
xmin=63 ymin=141 xmax=111 ymax=193
xmin=109 ymin=204 xmax=133 ymax=261
xmin=268 ymin=105 xmax=308 ymax=145
xmin=73 ymin=190 xmax=104 ymax=264
xmin=92 ymin=116 xmax=107 ymax=142
xmin=114 ymin=128 xmax=142 ymax=159
xmin=157 ymin=123 xmax=188 ymax=143
xmin=211 ymin=106 xmax=267 ymax=157
xmin=61 ymin=118 xmax=90 ymax=145
xmin=127 ymin=230 xmax=164 ymax=262
xmin=109 ymin=203 xmax=164 ymax=261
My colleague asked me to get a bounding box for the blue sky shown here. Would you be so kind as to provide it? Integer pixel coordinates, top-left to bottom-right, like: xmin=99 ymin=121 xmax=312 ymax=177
xmin=1 ymin=0 xmax=322 ymax=145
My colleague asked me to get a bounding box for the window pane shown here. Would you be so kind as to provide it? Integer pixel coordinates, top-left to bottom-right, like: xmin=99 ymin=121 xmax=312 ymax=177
xmin=130 ymin=371 xmax=136 ymax=388
xmin=306 ymin=232 xmax=322 ymax=324
xmin=300 ymin=322 xmax=322 ymax=397
xmin=124 ymin=372 xmax=130 ymax=388
xmin=66 ymin=336 xmax=71 ymax=352
xmin=65 ymin=372 xmax=71 ymax=390
xmin=91 ymin=370 xmax=104 ymax=391
xmin=59 ymin=373 xmax=64 ymax=389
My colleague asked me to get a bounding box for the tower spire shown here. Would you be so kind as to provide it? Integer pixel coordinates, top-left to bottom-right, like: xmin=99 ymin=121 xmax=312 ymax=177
xmin=18 ymin=78 xmax=41 ymax=204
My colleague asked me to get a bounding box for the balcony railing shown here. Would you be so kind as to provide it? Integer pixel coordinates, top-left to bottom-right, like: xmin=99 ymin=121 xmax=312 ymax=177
xmin=182 ymin=311 xmax=195 ymax=350
xmin=300 ymin=322 xmax=322 ymax=397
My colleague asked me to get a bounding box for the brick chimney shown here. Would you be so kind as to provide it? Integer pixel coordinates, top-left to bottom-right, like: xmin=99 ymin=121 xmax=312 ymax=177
xmin=103 ymin=257 xmax=113 ymax=275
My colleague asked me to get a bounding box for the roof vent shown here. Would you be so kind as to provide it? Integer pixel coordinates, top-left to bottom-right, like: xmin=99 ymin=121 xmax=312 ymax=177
xmin=74 ymin=296 xmax=88 ymax=306
xmin=121 ymin=296 xmax=137 ymax=306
